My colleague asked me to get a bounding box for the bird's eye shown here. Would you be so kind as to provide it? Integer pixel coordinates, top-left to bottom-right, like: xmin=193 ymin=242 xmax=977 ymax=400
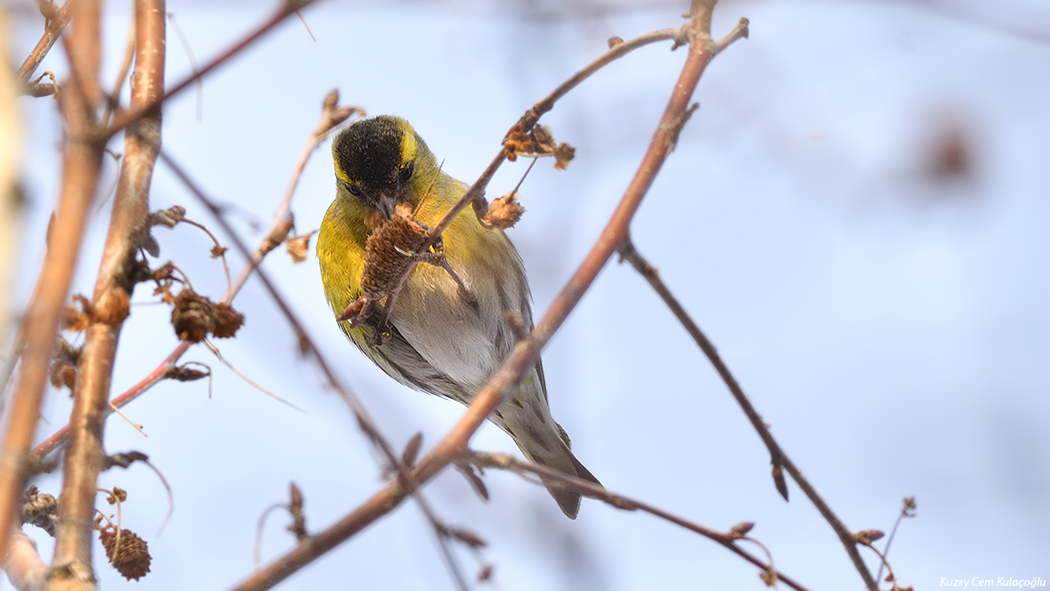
xmin=347 ymin=184 xmax=362 ymax=197
xmin=399 ymin=162 xmax=414 ymax=183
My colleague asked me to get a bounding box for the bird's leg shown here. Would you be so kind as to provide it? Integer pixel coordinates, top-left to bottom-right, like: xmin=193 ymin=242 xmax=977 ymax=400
xmin=397 ymin=238 xmax=477 ymax=304
xmin=339 ymin=296 xmax=391 ymax=347
xmin=341 ymin=296 xmax=390 ymax=346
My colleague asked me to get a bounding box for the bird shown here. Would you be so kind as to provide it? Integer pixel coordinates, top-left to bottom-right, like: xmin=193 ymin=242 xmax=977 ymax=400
xmin=316 ymin=115 xmax=600 ymax=518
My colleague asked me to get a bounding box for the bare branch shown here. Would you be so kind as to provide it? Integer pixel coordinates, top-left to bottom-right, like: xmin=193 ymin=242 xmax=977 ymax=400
xmin=3 ymin=531 xmax=47 ymax=591
xmin=616 ymin=238 xmax=877 ymax=590
xmin=16 ymin=1 xmax=74 ymax=85
xmin=0 ymin=0 xmax=108 ymax=562
xmin=51 ymin=0 xmax=165 ymax=582
xmin=468 ymin=451 xmax=811 ymax=591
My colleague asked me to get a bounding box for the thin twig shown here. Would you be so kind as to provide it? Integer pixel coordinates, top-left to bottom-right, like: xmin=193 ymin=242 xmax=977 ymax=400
xmin=105 ymin=0 xmax=319 ymax=141
xmin=235 ymin=4 xmax=742 ymax=588
xmin=100 ymin=14 xmax=138 ymax=128
xmin=202 ymin=339 xmax=303 ymax=411
xmin=468 ymin=451 xmax=810 ymax=591
xmin=425 ymin=26 xmax=681 ymax=245
xmin=875 ymin=497 xmax=916 ymax=584
xmin=616 ymin=238 xmax=876 ymax=590
xmin=32 ymin=343 xmax=190 ymax=461
xmin=51 ymin=0 xmax=165 ymax=580
xmin=165 ymin=12 xmax=204 ymax=122
xmin=178 ymin=216 xmax=233 ymax=291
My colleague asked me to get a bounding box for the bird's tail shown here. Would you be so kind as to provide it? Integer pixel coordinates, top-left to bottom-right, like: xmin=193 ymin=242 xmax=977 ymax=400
xmin=509 ymin=419 xmax=602 ymax=519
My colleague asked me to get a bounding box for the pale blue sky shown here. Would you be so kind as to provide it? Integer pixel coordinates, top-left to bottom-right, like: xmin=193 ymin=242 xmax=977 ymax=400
xmin=5 ymin=1 xmax=1050 ymax=589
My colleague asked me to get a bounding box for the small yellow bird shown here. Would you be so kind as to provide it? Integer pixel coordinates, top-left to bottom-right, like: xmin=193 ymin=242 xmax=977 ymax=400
xmin=317 ymin=116 xmax=601 ymax=518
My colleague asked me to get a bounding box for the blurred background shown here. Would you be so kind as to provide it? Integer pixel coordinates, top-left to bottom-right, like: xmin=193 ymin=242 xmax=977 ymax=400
xmin=3 ymin=0 xmax=1049 ymax=589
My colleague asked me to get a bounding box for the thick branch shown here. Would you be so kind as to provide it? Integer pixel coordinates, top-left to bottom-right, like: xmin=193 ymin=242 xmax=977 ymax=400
xmin=50 ymin=1 xmax=165 ymax=586
xmin=0 ymin=0 xmax=106 ymax=564
xmin=3 ymin=531 xmax=47 ymax=591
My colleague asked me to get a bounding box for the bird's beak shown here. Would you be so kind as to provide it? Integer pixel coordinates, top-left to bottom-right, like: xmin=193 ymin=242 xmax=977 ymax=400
xmin=376 ymin=192 xmax=397 ymax=220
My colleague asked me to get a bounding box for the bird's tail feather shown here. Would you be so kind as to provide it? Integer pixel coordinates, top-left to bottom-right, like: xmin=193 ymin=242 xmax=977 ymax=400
xmin=513 ymin=422 xmax=602 ymax=519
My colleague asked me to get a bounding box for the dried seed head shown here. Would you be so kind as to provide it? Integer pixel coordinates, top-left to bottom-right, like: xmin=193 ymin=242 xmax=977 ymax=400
xmin=21 ymin=486 xmax=58 ymax=536
xmin=99 ymin=527 xmax=151 ymax=581
xmin=49 ymin=338 xmax=81 ymax=393
xmin=483 ymin=191 xmax=526 ymax=230
xmin=502 ymin=124 xmax=575 ymax=170
xmin=361 ymin=204 xmax=430 ymax=301
xmin=285 ymin=230 xmax=316 ymax=263
xmin=171 ymin=290 xmax=212 ymax=343
xmin=211 ymin=302 xmax=245 ymax=338
xmin=553 ymin=143 xmax=575 ymax=170
xmin=171 ymin=289 xmax=244 ymax=342
xmin=62 ymin=294 xmax=92 ymax=332
xmin=150 ymin=205 xmax=186 ymax=229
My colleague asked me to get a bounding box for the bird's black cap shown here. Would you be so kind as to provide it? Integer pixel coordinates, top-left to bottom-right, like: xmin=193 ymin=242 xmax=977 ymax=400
xmin=333 ymin=116 xmax=405 ymax=190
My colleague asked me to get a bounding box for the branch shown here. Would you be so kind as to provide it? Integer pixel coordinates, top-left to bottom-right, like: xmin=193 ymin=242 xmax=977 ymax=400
xmin=467 ymin=451 xmax=810 ymax=591
xmin=235 ymin=4 xmax=744 ymax=588
xmin=104 ymin=0 xmax=318 ymax=141
xmin=0 ymin=0 xmax=107 ymax=562
xmin=50 ymin=0 xmax=165 ymax=584
xmin=16 ymin=0 xmax=74 ymax=85
xmin=616 ymin=238 xmax=877 ymax=590
xmin=3 ymin=531 xmax=46 ymax=591
xmin=30 ymin=92 xmax=362 ymax=464
xmin=423 ymin=26 xmax=682 ymax=246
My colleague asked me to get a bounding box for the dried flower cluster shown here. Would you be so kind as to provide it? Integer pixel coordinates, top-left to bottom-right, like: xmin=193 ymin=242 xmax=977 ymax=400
xmin=21 ymin=486 xmax=58 ymax=536
xmin=482 ymin=191 xmax=526 ymax=230
xmin=170 ymin=288 xmax=244 ymax=343
xmin=502 ymin=123 xmax=575 ymax=170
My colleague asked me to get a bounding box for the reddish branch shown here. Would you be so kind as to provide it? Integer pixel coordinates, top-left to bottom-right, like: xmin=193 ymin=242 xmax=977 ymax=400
xmin=17 ymin=1 xmax=74 ymax=86
xmin=233 ymin=2 xmax=745 ymax=588
xmin=0 ymin=0 xmax=106 ymax=563
xmin=49 ymin=2 xmax=166 ymax=585
xmin=468 ymin=451 xmax=810 ymax=591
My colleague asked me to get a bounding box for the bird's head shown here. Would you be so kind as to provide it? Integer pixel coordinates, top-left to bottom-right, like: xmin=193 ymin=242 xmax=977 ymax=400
xmin=332 ymin=116 xmax=433 ymax=220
